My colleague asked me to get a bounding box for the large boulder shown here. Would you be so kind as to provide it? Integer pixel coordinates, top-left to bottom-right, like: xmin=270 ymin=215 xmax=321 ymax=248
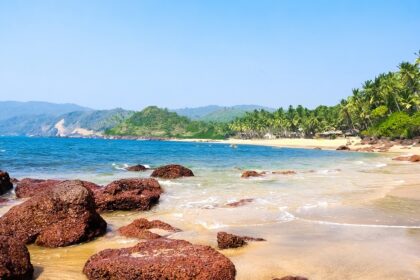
xmin=119 ymin=218 xmax=180 ymax=240
xmin=0 ymin=170 xmax=13 ymax=195
xmin=217 ymin=232 xmax=265 ymax=249
xmin=0 ymin=236 xmax=34 ymax=280
xmin=151 ymin=164 xmax=194 ymax=179
xmin=15 ymin=178 xmax=102 ymax=198
xmin=0 ymin=180 xmax=107 ymax=247
xmin=95 ymin=178 xmax=163 ymax=212
xmin=83 ymin=238 xmax=236 ymax=280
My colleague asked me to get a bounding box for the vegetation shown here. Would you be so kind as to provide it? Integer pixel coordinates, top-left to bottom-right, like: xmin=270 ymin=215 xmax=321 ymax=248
xmin=229 ymin=52 xmax=420 ymax=139
xmin=105 ymin=106 xmax=230 ymax=139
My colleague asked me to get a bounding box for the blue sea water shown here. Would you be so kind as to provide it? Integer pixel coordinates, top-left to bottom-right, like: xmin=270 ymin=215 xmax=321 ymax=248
xmin=0 ymin=136 xmax=375 ymax=178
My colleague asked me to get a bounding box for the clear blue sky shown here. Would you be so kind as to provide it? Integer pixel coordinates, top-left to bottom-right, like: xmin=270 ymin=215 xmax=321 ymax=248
xmin=0 ymin=0 xmax=419 ymax=110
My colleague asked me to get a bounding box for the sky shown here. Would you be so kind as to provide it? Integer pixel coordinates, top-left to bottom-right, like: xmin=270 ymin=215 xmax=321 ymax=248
xmin=0 ymin=0 xmax=419 ymax=110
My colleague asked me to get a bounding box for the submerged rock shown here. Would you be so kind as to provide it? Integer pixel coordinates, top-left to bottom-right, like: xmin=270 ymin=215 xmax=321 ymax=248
xmin=336 ymin=145 xmax=350 ymax=151
xmin=217 ymin=232 xmax=265 ymax=249
xmin=241 ymin=170 xmax=263 ymax=178
xmin=272 ymin=170 xmax=296 ymax=175
xmin=125 ymin=164 xmax=148 ymax=172
xmin=393 ymin=155 xmax=420 ymax=162
xmin=0 ymin=180 xmax=107 ymax=247
xmin=0 ymin=170 xmax=13 ymax=195
xmin=119 ymin=218 xmax=180 ymax=239
xmin=0 ymin=236 xmax=34 ymax=280
xmin=83 ymin=238 xmax=236 ymax=280
xmin=95 ymin=178 xmax=163 ymax=212
xmin=226 ymin=198 xmax=254 ymax=207
xmin=15 ymin=178 xmax=101 ymax=198
xmin=151 ymin=164 xmax=194 ymax=179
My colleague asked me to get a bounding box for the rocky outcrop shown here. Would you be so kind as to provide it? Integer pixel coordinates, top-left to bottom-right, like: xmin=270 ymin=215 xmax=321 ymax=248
xmin=0 ymin=180 xmax=107 ymax=247
xmin=393 ymin=155 xmax=420 ymax=162
xmin=336 ymin=145 xmax=350 ymax=151
xmin=273 ymin=276 xmax=308 ymax=280
xmin=0 ymin=170 xmax=13 ymax=195
xmin=217 ymin=232 xmax=265 ymax=249
xmin=83 ymin=238 xmax=236 ymax=280
xmin=241 ymin=170 xmax=263 ymax=178
xmin=151 ymin=164 xmax=194 ymax=179
xmin=226 ymin=198 xmax=254 ymax=207
xmin=0 ymin=236 xmax=34 ymax=280
xmin=95 ymin=178 xmax=163 ymax=212
xmin=15 ymin=178 xmax=101 ymax=198
xmin=119 ymin=218 xmax=180 ymax=239
xmin=125 ymin=164 xmax=148 ymax=172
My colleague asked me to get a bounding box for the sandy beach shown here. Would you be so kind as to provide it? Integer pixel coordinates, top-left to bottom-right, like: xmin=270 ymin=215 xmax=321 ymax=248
xmin=175 ymin=137 xmax=420 ymax=155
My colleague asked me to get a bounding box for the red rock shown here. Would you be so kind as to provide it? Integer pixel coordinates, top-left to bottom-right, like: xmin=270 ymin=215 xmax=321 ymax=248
xmin=392 ymin=155 xmax=420 ymax=162
xmin=151 ymin=164 xmax=194 ymax=179
xmin=241 ymin=170 xmax=263 ymax=178
xmin=119 ymin=218 xmax=180 ymax=239
xmin=15 ymin=178 xmax=62 ymax=198
xmin=125 ymin=164 xmax=147 ymax=171
xmin=0 ymin=236 xmax=33 ymax=280
xmin=0 ymin=180 xmax=107 ymax=247
xmin=95 ymin=178 xmax=163 ymax=212
xmin=83 ymin=238 xmax=236 ymax=280
xmin=0 ymin=198 xmax=8 ymax=204
xmin=273 ymin=276 xmax=308 ymax=280
xmin=336 ymin=145 xmax=350 ymax=151
xmin=226 ymin=198 xmax=254 ymax=207
xmin=15 ymin=178 xmax=101 ymax=198
xmin=272 ymin=170 xmax=297 ymax=175
xmin=0 ymin=170 xmax=13 ymax=195
xmin=217 ymin=232 xmax=265 ymax=249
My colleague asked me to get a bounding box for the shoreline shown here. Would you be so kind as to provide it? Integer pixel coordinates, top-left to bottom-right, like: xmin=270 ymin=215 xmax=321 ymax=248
xmin=173 ymin=137 xmax=420 ymax=155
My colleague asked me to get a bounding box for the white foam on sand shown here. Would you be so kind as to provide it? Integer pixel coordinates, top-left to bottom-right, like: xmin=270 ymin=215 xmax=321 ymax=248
xmin=299 ymin=218 xmax=420 ymax=229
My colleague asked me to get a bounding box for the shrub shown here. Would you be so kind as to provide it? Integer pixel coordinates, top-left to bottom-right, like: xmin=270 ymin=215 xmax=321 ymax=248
xmin=363 ymin=112 xmax=419 ymax=138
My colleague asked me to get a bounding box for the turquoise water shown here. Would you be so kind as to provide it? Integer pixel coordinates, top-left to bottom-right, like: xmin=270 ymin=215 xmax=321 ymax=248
xmin=1 ymin=137 xmax=420 ymax=280
xmin=0 ymin=136 xmax=373 ymax=177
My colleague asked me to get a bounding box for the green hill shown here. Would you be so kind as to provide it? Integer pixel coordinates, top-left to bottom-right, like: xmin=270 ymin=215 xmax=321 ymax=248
xmin=106 ymin=106 xmax=229 ymax=139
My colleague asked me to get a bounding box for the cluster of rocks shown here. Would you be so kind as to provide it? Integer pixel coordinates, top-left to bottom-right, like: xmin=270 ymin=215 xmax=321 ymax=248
xmin=0 ymin=163 xmax=309 ymax=279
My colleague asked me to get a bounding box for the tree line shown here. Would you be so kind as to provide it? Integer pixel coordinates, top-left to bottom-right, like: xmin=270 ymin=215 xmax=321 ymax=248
xmin=229 ymin=52 xmax=420 ymax=139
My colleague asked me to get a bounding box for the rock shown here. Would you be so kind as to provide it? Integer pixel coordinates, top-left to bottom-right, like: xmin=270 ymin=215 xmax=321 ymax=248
xmin=95 ymin=178 xmax=163 ymax=212
xmin=0 ymin=170 xmax=13 ymax=195
xmin=313 ymin=147 xmax=322 ymax=150
xmin=336 ymin=145 xmax=350 ymax=151
xmin=241 ymin=170 xmax=263 ymax=178
xmin=0 ymin=198 xmax=8 ymax=204
xmin=0 ymin=180 xmax=107 ymax=247
xmin=393 ymin=155 xmax=420 ymax=162
xmin=125 ymin=164 xmax=148 ymax=172
xmin=0 ymin=236 xmax=34 ymax=280
xmin=15 ymin=178 xmax=62 ymax=198
xmin=226 ymin=198 xmax=254 ymax=207
xmin=10 ymin=178 xmax=19 ymax=184
xmin=272 ymin=170 xmax=296 ymax=175
xmin=83 ymin=238 xmax=236 ymax=280
xmin=273 ymin=276 xmax=308 ymax=280
xmin=15 ymin=178 xmax=101 ymax=198
xmin=119 ymin=218 xmax=180 ymax=239
xmin=217 ymin=232 xmax=265 ymax=249
xmin=151 ymin=164 xmax=194 ymax=179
